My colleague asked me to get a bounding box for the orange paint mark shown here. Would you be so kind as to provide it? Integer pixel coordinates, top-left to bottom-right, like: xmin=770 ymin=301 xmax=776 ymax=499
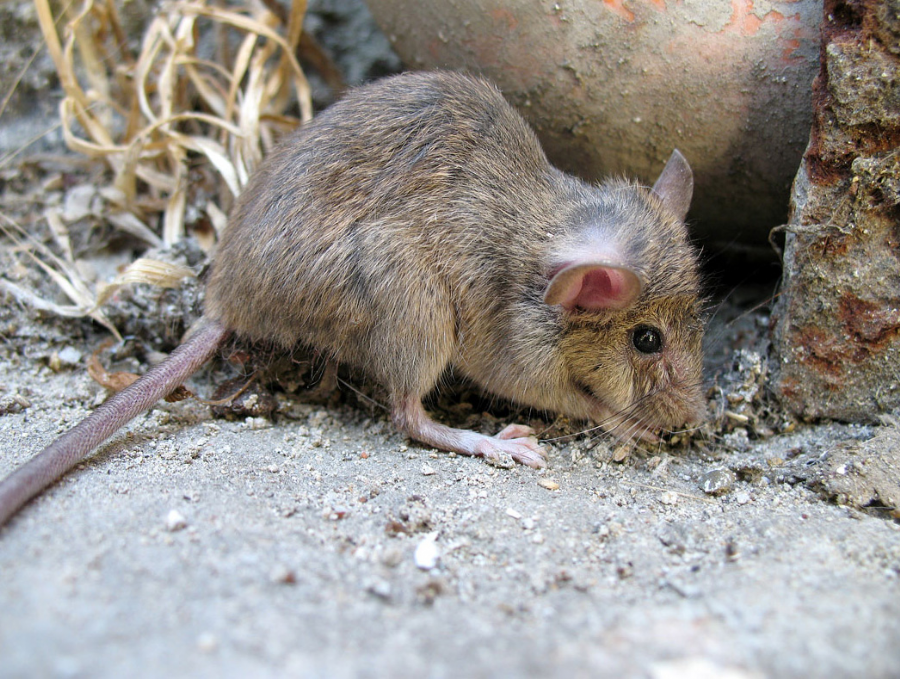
xmin=721 ymin=1 xmax=811 ymax=63
xmin=782 ymin=37 xmax=801 ymax=61
xmin=598 ymin=0 xmax=670 ymax=23
xmin=745 ymin=13 xmax=763 ymax=34
xmin=603 ymin=0 xmax=635 ymax=23
xmin=723 ymin=0 xmax=786 ymax=36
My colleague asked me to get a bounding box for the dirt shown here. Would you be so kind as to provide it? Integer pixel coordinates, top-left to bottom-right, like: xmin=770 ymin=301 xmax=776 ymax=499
xmin=1 ymin=239 xmax=899 ymax=679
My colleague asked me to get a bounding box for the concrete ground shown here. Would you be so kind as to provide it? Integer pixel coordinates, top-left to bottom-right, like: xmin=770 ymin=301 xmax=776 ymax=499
xmin=1 ymin=302 xmax=899 ymax=679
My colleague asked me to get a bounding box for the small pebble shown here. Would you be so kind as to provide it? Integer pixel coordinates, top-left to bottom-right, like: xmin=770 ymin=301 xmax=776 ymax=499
xmin=196 ymin=632 xmax=218 ymax=653
xmin=326 ymin=507 xmax=349 ymax=520
xmin=725 ymin=538 xmax=741 ymax=561
xmin=247 ymin=416 xmax=271 ymax=430
xmin=612 ymin=445 xmax=631 ymax=462
xmin=658 ymin=491 xmax=678 ymax=506
xmin=421 ymin=464 xmax=437 ymax=476
xmin=505 ymin=508 xmax=522 ymax=519
xmin=366 ymin=579 xmax=392 ymax=600
xmin=62 ymin=184 xmax=96 ymax=221
xmin=269 ymin=564 xmax=297 ymax=584
xmin=165 ymin=509 xmax=187 ymax=532
xmin=414 ymin=533 xmax=441 ymax=570
xmin=538 ymin=479 xmax=559 ymax=491
xmin=486 ymin=452 xmax=515 ymax=469
xmin=57 ymin=346 xmax=83 ymax=367
xmin=699 ymin=468 xmax=736 ymax=495
xmin=381 ymin=547 xmax=404 ymax=568
xmin=650 ymin=656 xmax=758 ymax=679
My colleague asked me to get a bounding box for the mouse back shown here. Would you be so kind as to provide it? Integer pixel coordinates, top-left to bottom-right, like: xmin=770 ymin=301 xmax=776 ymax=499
xmin=204 ymin=71 xmax=551 ymax=350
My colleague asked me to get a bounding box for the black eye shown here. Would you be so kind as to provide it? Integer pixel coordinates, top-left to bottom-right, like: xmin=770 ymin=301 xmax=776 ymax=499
xmin=632 ymin=325 xmax=663 ymax=354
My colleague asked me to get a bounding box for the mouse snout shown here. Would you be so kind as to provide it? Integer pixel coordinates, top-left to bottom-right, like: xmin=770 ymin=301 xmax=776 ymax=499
xmin=649 ymin=376 xmax=706 ymax=434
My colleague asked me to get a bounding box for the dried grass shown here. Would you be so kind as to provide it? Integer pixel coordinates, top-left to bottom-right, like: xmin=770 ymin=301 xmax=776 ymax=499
xmin=3 ymin=0 xmax=312 ymax=331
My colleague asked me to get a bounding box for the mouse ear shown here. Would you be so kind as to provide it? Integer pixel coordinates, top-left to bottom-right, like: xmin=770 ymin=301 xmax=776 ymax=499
xmin=544 ymin=260 xmax=642 ymax=311
xmin=651 ymin=149 xmax=693 ymax=223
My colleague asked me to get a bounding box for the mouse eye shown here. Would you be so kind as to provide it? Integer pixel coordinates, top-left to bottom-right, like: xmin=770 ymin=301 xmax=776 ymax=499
xmin=632 ymin=325 xmax=663 ymax=354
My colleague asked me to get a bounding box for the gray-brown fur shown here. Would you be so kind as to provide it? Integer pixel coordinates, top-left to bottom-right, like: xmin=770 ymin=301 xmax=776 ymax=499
xmin=207 ymin=70 xmax=702 ymax=437
xmin=0 ymin=71 xmax=704 ymax=528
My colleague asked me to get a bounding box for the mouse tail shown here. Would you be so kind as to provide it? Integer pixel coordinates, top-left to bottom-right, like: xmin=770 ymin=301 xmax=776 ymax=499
xmin=0 ymin=317 xmax=231 ymax=529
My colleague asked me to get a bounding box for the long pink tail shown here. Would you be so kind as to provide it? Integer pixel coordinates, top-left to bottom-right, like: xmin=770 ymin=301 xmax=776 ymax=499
xmin=0 ymin=317 xmax=231 ymax=528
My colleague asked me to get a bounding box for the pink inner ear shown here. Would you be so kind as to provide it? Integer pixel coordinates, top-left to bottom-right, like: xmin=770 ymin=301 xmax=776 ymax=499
xmin=544 ymin=262 xmax=642 ymax=311
xmin=579 ymin=269 xmax=628 ymax=308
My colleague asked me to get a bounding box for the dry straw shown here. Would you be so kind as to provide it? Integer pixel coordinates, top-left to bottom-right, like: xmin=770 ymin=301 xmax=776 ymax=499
xmin=2 ymin=0 xmax=312 ymax=334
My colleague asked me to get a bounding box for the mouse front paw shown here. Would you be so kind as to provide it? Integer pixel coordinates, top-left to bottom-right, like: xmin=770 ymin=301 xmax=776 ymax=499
xmin=392 ymin=397 xmax=548 ymax=470
xmin=477 ymin=434 xmax=547 ymax=469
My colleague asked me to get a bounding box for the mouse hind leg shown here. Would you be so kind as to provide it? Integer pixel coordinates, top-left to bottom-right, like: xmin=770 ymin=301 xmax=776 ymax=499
xmin=360 ymin=280 xmax=547 ymax=469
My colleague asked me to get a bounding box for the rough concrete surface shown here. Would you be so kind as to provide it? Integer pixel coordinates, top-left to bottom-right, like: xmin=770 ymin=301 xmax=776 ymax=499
xmin=1 ymin=291 xmax=899 ymax=679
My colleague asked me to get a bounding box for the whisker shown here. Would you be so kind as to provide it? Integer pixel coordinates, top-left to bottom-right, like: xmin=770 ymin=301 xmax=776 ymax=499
xmin=532 ymin=414 xmax=571 ymax=440
xmin=668 ymin=423 xmax=705 ymax=437
xmin=704 ymin=282 xmax=744 ymax=326
xmin=723 ymin=288 xmax=782 ymax=326
xmin=336 ymin=376 xmax=389 ymax=412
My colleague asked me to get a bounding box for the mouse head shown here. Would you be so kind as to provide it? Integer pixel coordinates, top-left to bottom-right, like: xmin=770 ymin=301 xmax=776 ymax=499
xmin=547 ymin=150 xmax=705 ymax=438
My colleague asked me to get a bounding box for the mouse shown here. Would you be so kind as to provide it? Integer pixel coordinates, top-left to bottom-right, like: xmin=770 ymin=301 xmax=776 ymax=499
xmin=0 ymin=70 xmax=704 ymax=528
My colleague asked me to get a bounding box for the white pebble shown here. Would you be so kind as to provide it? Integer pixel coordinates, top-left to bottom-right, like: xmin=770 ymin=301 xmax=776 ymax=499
xmin=247 ymin=417 xmax=271 ymax=430
xmin=165 ymin=509 xmax=187 ymax=532
xmin=57 ymin=346 xmax=84 ymax=366
xmin=196 ymin=632 xmax=218 ymax=653
xmin=366 ymin=579 xmax=392 ymax=600
xmin=414 ymin=532 xmax=441 ymax=570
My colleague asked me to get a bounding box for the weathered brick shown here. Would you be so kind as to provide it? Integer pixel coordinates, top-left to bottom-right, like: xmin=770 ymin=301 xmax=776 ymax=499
xmin=771 ymin=0 xmax=900 ymax=421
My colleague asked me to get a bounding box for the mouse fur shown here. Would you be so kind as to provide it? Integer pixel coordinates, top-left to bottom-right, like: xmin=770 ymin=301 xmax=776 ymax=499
xmin=206 ymin=70 xmax=703 ymax=447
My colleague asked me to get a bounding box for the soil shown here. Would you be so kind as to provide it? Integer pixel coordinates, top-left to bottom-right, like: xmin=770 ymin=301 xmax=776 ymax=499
xmin=1 ymin=235 xmax=899 ymax=679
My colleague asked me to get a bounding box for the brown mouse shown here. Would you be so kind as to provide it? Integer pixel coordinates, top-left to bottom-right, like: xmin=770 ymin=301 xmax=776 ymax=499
xmin=0 ymin=71 xmax=704 ymax=528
